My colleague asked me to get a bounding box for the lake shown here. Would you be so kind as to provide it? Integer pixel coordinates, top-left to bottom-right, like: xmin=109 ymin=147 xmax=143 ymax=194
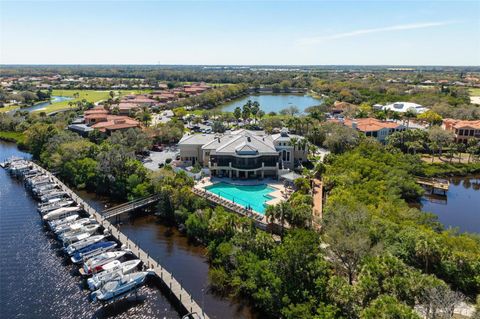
xmin=417 ymin=176 xmax=480 ymax=233
xmin=21 ymin=96 xmax=73 ymax=112
xmin=219 ymin=94 xmax=322 ymax=114
xmin=0 ymin=141 xmax=256 ymax=319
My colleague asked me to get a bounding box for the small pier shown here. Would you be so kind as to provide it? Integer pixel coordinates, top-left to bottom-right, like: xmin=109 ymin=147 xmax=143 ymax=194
xmin=28 ymin=162 xmax=209 ymax=319
xmin=416 ymin=177 xmax=450 ymax=194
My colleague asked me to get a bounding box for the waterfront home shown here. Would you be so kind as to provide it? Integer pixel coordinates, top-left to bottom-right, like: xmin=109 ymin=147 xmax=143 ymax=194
xmin=331 ymin=117 xmax=406 ymax=143
xmin=382 ymin=102 xmax=429 ymax=114
xmin=442 ymin=119 xmax=480 ymax=143
xmin=178 ymin=129 xmax=307 ymax=179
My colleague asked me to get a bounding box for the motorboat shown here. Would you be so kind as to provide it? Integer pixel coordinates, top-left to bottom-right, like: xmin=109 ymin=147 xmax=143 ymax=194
xmin=71 ymin=241 xmax=117 ymax=264
xmin=43 ymin=206 xmax=81 ymax=221
xmin=34 ymin=186 xmax=59 ymax=197
xmin=33 ymin=183 xmax=57 ymax=195
xmin=26 ymin=176 xmax=51 ymax=187
xmin=48 ymin=214 xmax=80 ymax=230
xmin=81 ymin=251 xmax=129 ymax=276
xmin=40 ymin=191 xmax=67 ymax=202
xmin=53 ymin=217 xmax=95 ymax=234
xmin=38 ymin=200 xmax=74 ymax=214
xmin=65 ymin=235 xmax=105 ymax=255
xmin=91 ymin=271 xmax=151 ymax=303
xmin=87 ymin=259 xmax=141 ymax=291
xmin=60 ymin=224 xmax=100 ymax=243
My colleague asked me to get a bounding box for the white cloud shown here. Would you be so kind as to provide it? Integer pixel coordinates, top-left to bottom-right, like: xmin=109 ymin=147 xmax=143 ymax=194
xmin=298 ymin=21 xmax=454 ymax=46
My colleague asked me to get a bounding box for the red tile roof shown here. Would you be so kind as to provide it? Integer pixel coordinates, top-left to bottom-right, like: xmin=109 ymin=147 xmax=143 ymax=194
xmin=443 ymin=119 xmax=480 ymax=130
xmin=90 ymin=115 xmax=140 ymax=132
xmin=330 ymin=118 xmax=402 ymax=132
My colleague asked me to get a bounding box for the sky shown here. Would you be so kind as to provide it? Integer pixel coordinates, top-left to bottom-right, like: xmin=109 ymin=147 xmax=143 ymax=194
xmin=0 ymin=0 xmax=479 ymax=66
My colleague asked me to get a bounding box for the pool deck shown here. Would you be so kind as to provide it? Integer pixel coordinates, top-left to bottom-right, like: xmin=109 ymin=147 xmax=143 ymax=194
xmin=193 ymin=177 xmax=289 ymax=225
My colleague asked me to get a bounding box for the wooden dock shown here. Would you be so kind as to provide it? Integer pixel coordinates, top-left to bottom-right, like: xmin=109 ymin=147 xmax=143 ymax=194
xmin=416 ymin=177 xmax=450 ymax=192
xmin=30 ymin=162 xmax=209 ymax=319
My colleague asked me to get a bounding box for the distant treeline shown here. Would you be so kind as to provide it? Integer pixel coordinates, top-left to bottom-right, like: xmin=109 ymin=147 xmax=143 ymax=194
xmin=1 ymin=65 xmax=479 ymax=84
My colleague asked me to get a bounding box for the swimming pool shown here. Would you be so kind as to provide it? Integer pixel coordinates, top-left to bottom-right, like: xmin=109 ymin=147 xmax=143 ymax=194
xmin=205 ymin=182 xmax=275 ymax=214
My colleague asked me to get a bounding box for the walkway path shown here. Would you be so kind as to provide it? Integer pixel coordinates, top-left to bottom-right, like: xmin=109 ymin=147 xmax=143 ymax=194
xmin=312 ymin=179 xmax=323 ymax=229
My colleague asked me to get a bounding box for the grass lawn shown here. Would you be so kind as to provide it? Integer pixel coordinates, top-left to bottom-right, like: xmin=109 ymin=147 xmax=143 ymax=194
xmin=33 ymin=89 xmax=153 ymax=114
xmin=469 ymin=88 xmax=480 ymax=96
xmin=0 ymin=104 xmax=22 ymax=113
xmin=0 ymin=131 xmax=25 ymax=144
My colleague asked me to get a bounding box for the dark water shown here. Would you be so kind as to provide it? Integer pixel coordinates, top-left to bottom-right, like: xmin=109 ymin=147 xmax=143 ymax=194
xmin=0 ymin=141 xmax=256 ymax=319
xmin=418 ymin=177 xmax=480 ymax=233
xmin=22 ymin=96 xmax=73 ymax=112
xmin=219 ymin=94 xmax=322 ymax=113
xmin=77 ymin=194 xmax=256 ymax=319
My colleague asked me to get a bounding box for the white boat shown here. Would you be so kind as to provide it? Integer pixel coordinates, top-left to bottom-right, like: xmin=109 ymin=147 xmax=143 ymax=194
xmin=65 ymin=235 xmax=105 ymax=255
xmin=60 ymin=224 xmax=100 ymax=242
xmin=70 ymin=241 xmax=117 ymax=264
xmin=91 ymin=271 xmax=151 ymax=303
xmin=81 ymin=251 xmax=129 ymax=276
xmin=87 ymin=259 xmax=141 ymax=291
xmin=53 ymin=217 xmax=95 ymax=234
xmin=40 ymin=191 xmax=67 ymax=202
xmin=34 ymin=186 xmax=59 ymax=197
xmin=48 ymin=214 xmax=80 ymax=230
xmin=38 ymin=200 xmax=74 ymax=214
xmin=43 ymin=206 xmax=81 ymax=221
xmin=33 ymin=183 xmax=57 ymax=194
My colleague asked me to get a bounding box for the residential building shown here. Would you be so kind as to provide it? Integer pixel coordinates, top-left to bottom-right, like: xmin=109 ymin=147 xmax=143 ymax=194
xmin=382 ymin=102 xmax=429 ymax=114
xmin=442 ymin=119 xmax=480 ymax=143
xmin=79 ymin=108 xmax=141 ymax=134
xmin=178 ymin=129 xmax=307 ymax=179
xmin=331 ymin=117 xmax=406 ymax=142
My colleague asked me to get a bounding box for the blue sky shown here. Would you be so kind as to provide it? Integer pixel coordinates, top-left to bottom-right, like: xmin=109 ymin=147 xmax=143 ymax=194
xmin=1 ymin=1 xmax=479 ymax=65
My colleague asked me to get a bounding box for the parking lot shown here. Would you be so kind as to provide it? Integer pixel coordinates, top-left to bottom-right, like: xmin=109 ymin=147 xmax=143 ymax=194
xmin=142 ymin=146 xmax=179 ymax=171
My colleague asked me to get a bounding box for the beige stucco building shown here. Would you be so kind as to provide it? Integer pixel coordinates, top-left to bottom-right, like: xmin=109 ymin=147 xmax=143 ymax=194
xmin=178 ymin=129 xmax=308 ymax=179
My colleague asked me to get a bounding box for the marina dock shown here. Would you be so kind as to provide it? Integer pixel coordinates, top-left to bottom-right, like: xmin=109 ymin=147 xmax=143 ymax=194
xmin=26 ymin=161 xmax=210 ymax=319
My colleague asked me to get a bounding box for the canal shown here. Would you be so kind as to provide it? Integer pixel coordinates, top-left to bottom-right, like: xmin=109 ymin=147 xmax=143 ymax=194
xmin=0 ymin=141 xmax=256 ymax=319
xmin=219 ymin=94 xmax=322 ymax=114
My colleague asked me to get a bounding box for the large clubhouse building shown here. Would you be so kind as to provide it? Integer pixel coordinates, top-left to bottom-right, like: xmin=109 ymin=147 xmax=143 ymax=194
xmin=178 ymin=129 xmax=308 ymax=179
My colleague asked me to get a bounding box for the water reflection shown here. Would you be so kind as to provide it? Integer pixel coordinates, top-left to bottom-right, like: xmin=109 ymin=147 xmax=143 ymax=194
xmin=419 ymin=176 xmax=480 ymax=233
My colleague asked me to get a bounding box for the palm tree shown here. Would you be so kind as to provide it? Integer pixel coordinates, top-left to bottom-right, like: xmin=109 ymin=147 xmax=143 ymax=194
xmin=289 ymin=137 xmax=299 ymax=153
xmin=265 ymin=202 xmax=292 ymax=240
xmin=467 ymin=139 xmax=478 ymax=163
xmin=428 ymin=141 xmax=438 ymax=163
xmin=403 ymin=109 xmax=417 ymax=129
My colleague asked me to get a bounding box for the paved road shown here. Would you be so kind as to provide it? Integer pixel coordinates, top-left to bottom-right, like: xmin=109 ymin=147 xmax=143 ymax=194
xmin=143 ymin=147 xmax=179 ymax=171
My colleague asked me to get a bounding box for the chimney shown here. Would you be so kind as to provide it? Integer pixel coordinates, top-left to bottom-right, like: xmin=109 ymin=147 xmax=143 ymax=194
xmin=351 ymin=121 xmax=358 ymax=130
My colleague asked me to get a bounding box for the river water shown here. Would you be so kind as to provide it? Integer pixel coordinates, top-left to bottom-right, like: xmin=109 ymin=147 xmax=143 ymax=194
xmin=0 ymin=141 xmax=255 ymax=319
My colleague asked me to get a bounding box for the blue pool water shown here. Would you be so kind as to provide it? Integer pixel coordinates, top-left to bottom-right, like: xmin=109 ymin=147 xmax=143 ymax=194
xmin=205 ymin=182 xmax=275 ymax=214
